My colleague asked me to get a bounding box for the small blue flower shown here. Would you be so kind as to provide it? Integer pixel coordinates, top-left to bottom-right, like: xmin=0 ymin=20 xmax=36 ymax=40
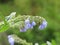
xmin=20 ymin=18 xmax=36 ymax=32
xmin=20 ymin=28 xmax=27 ymax=32
xmin=24 ymin=18 xmax=33 ymax=29
xmin=25 ymin=23 xmax=33 ymax=29
xmin=39 ymin=20 xmax=47 ymax=30
xmin=31 ymin=21 xmax=36 ymax=26
xmin=8 ymin=35 xmax=14 ymax=45
xmin=20 ymin=18 xmax=33 ymax=32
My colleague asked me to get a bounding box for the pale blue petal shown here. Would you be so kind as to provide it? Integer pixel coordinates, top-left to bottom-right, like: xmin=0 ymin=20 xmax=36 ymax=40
xmin=39 ymin=20 xmax=47 ymax=30
xmin=8 ymin=35 xmax=14 ymax=45
xmin=20 ymin=28 xmax=27 ymax=32
xmin=31 ymin=21 xmax=36 ymax=26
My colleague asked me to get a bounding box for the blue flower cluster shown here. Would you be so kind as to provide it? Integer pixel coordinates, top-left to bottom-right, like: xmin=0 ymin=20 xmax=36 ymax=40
xmin=20 ymin=17 xmax=47 ymax=32
xmin=20 ymin=18 xmax=36 ymax=32
xmin=39 ymin=19 xmax=47 ymax=30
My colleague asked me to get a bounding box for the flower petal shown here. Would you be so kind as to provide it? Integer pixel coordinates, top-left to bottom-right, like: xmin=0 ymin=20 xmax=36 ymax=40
xmin=20 ymin=28 xmax=27 ymax=32
xmin=39 ymin=20 xmax=47 ymax=30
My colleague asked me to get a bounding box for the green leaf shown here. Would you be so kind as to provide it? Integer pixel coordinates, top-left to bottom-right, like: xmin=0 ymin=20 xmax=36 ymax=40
xmin=41 ymin=43 xmax=46 ymax=45
xmin=0 ymin=24 xmax=9 ymax=32
xmin=0 ymin=12 xmax=10 ymax=32
xmin=51 ymin=40 xmax=56 ymax=45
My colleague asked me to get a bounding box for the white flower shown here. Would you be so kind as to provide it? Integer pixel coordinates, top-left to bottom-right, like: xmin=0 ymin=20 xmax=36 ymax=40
xmin=35 ymin=43 xmax=39 ymax=45
xmin=10 ymin=12 xmax=16 ymax=16
xmin=46 ymin=41 xmax=52 ymax=45
xmin=5 ymin=12 xmax=16 ymax=21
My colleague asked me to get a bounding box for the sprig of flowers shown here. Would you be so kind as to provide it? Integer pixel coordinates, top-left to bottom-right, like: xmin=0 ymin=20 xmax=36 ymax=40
xmin=8 ymin=34 xmax=33 ymax=45
xmin=0 ymin=12 xmax=48 ymax=32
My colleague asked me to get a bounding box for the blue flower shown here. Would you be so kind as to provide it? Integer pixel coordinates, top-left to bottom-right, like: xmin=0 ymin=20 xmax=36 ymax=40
xmin=8 ymin=35 xmax=14 ymax=45
xmin=25 ymin=23 xmax=33 ymax=29
xmin=24 ymin=18 xmax=33 ymax=29
xmin=20 ymin=18 xmax=36 ymax=32
xmin=20 ymin=28 xmax=27 ymax=32
xmin=39 ymin=20 xmax=47 ymax=30
xmin=20 ymin=18 xmax=32 ymax=32
xmin=31 ymin=21 xmax=36 ymax=26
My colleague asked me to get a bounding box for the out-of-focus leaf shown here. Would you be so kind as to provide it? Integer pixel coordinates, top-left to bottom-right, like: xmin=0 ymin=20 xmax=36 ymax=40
xmin=51 ymin=40 xmax=56 ymax=45
xmin=0 ymin=24 xmax=9 ymax=32
xmin=41 ymin=43 xmax=46 ymax=45
xmin=0 ymin=12 xmax=10 ymax=32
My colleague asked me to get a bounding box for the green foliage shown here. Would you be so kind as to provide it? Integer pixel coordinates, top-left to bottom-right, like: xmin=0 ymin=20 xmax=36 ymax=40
xmin=11 ymin=34 xmax=33 ymax=45
xmin=41 ymin=43 xmax=46 ymax=45
xmin=0 ymin=0 xmax=60 ymax=45
xmin=51 ymin=40 xmax=56 ymax=45
xmin=0 ymin=13 xmax=9 ymax=32
xmin=0 ymin=24 xmax=9 ymax=32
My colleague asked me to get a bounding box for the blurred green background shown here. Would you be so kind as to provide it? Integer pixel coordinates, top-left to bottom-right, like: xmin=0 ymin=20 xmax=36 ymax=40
xmin=0 ymin=0 xmax=60 ymax=45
